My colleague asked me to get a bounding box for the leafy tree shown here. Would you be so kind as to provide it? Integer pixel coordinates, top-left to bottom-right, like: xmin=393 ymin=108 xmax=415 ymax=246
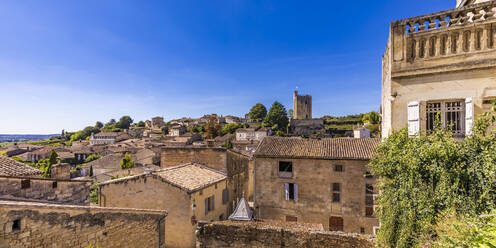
xmin=224 ymin=140 xmax=233 ymax=149
xmin=221 ymin=123 xmax=242 ymax=136
xmin=107 ymin=119 xmax=116 ymax=125
xmin=263 ymin=101 xmax=289 ymax=132
xmin=84 ymin=154 xmax=101 ymax=163
xmin=95 ymin=121 xmax=104 ymax=129
xmin=362 ymin=111 xmax=380 ymax=124
xmin=48 ymin=150 xmax=58 ymax=165
xmin=89 ymin=184 xmax=98 ymax=204
xmin=120 ymin=152 xmax=134 ymax=170
xmin=116 ymin=116 xmax=133 ymax=129
xmin=371 ymin=105 xmax=496 ymax=247
xmin=249 ymin=103 xmax=267 ymax=122
xmin=70 ymin=126 xmax=101 ymax=142
xmin=137 ymin=121 xmax=146 ymax=127
xmin=205 ymin=116 xmax=221 ymax=139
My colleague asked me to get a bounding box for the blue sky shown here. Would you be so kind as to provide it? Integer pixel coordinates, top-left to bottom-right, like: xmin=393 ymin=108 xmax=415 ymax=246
xmin=0 ymin=0 xmax=454 ymax=134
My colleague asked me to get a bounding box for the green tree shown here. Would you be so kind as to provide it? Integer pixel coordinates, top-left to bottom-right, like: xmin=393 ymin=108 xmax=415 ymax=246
xmin=116 ymin=116 xmax=133 ymax=129
xmin=84 ymin=154 xmax=101 ymax=163
xmin=371 ymin=105 xmax=496 ymax=247
xmin=107 ymin=119 xmax=116 ymax=125
xmin=137 ymin=121 xmax=146 ymax=127
xmin=89 ymin=184 xmax=98 ymax=205
xmin=221 ymin=123 xmax=242 ymax=136
xmin=224 ymin=140 xmax=233 ymax=149
xmin=89 ymin=165 xmax=94 ymax=177
xmin=249 ymin=103 xmax=267 ymax=122
xmin=362 ymin=111 xmax=380 ymax=124
xmin=263 ymin=101 xmax=289 ymax=132
xmin=95 ymin=121 xmax=104 ymax=129
xmin=120 ymin=152 xmax=134 ymax=170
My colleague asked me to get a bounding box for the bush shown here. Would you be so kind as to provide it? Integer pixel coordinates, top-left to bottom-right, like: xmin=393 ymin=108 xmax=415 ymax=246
xmin=120 ymin=153 xmax=134 ymax=170
xmin=371 ymin=105 xmax=496 ymax=247
xmin=89 ymin=184 xmax=98 ymax=205
xmin=84 ymin=154 xmax=101 ymax=163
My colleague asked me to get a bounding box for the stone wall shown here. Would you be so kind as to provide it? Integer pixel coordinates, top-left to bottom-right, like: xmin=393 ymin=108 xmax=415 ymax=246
xmin=161 ymin=147 xmax=227 ymax=172
xmin=254 ymin=157 xmax=379 ymax=234
xmin=197 ymin=220 xmax=374 ymax=248
xmin=289 ymin=119 xmax=325 ymax=135
xmin=0 ymin=176 xmax=92 ymax=205
xmin=0 ymin=200 xmax=166 ymax=248
xmin=226 ymin=150 xmax=252 ymax=202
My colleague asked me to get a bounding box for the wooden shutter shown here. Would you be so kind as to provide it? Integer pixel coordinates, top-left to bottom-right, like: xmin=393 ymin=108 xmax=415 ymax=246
xmin=294 ymin=184 xmax=298 ymax=202
xmin=465 ymin=97 xmax=474 ymax=136
xmin=284 ymin=183 xmax=289 ymax=200
xmin=408 ymin=101 xmax=420 ymax=137
xmin=212 ymin=195 xmax=215 ymax=211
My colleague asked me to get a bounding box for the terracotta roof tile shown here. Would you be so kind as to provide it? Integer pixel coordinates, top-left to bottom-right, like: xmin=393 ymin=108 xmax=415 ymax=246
xmin=254 ymin=137 xmax=380 ymax=160
xmin=155 ymin=163 xmax=226 ymax=192
xmin=0 ymin=156 xmax=42 ymax=176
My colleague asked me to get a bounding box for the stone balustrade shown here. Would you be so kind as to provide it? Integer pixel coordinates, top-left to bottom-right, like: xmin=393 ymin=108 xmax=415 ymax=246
xmin=388 ymin=1 xmax=496 ymax=77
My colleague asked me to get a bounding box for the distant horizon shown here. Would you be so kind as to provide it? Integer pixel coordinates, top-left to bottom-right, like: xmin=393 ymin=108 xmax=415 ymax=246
xmin=0 ymin=0 xmax=454 ymax=134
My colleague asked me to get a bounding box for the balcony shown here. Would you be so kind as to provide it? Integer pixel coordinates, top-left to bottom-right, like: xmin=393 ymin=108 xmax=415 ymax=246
xmin=387 ymin=1 xmax=496 ymax=78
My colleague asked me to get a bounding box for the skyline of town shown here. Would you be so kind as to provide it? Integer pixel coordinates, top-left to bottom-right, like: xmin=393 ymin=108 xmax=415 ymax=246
xmin=0 ymin=0 xmax=454 ymax=134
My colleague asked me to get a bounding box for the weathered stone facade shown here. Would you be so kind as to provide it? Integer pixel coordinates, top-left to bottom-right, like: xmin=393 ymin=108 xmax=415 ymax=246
xmin=0 ymin=200 xmax=166 ymax=248
xmin=254 ymin=157 xmax=379 ymax=235
xmin=0 ymin=176 xmax=92 ymax=205
xmin=99 ymin=166 xmax=230 ymax=248
xmin=381 ymin=0 xmax=496 ymax=138
xmin=289 ymin=119 xmax=325 ymax=135
xmin=161 ymin=147 xmax=227 ymax=172
xmin=197 ymin=220 xmax=374 ymax=248
xmin=293 ymin=91 xmax=312 ymax=120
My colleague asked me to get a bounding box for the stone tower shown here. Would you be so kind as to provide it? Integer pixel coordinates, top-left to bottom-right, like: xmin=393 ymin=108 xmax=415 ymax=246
xmin=293 ymin=91 xmax=312 ymax=120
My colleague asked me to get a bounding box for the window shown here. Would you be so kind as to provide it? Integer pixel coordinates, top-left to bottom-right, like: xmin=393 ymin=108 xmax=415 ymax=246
xmin=365 ymin=171 xmax=373 ymax=179
xmin=205 ymin=195 xmax=215 ymax=215
xmin=426 ymin=100 xmax=465 ymax=136
xmin=334 ymin=164 xmax=343 ymax=172
xmin=286 ymin=215 xmax=297 ymax=222
xmin=222 ymin=188 xmax=229 ymax=205
xmin=329 ymin=216 xmax=344 ymax=231
xmin=365 ymin=184 xmax=375 ymax=217
xmin=52 ymin=181 xmax=57 ymax=188
xmin=360 ymin=227 xmax=365 ymax=234
xmin=366 ymin=184 xmax=374 ymax=194
xmin=199 ymin=190 xmax=203 ymax=195
xmin=21 ymin=179 xmax=30 ymax=189
xmin=284 ymin=183 xmax=298 ymax=202
xmin=332 ymin=183 xmax=341 ymax=203
xmin=12 ymin=219 xmax=21 ymax=232
xmin=278 ymin=161 xmax=293 ymax=178
xmin=219 ymin=214 xmax=224 ymax=220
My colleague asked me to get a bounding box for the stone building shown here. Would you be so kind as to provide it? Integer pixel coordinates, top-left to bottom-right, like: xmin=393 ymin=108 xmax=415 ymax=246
xmin=293 ymin=91 xmax=312 ymax=120
xmin=152 ymin=116 xmax=166 ymax=129
xmin=89 ymin=132 xmax=129 ymax=145
xmin=381 ymin=0 xmax=496 ymax=138
xmin=0 ymin=200 xmax=167 ymax=248
xmin=235 ymin=127 xmax=272 ymax=142
xmin=98 ymin=163 xmax=230 ymax=248
xmin=253 ymin=137 xmax=380 ymax=235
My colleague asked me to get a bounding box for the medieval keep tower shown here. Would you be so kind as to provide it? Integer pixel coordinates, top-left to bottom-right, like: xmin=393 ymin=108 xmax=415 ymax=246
xmin=293 ymin=91 xmax=312 ymax=120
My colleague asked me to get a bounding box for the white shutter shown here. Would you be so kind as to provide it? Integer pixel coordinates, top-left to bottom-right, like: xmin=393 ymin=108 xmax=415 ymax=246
xmin=284 ymin=183 xmax=289 ymax=201
xmin=294 ymin=184 xmax=298 ymax=203
xmin=465 ymin=98 xmax=474 ymax=136
xmin=408 ymin=101 xmax=420 ymax=137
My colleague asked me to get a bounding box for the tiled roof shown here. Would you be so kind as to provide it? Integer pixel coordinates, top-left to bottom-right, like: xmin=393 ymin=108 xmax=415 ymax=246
xmin=155 ymin=163 xmax=226 ymax=192
xmin=0 ymin=156 xmax=42 ymax=177
xmin=94 ymin=132 xmax=121 ymax=137
xmin=254 ymin=137 xmax=380 ymax=160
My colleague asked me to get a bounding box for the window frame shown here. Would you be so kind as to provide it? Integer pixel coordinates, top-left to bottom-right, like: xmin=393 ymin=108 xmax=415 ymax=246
xmin=332 ymin=183 xmax=341 ymax=203
xmin=425 ymin=100 xmax=465 ymax=137
xmin=278 ymin=161 xmax=293 ymax=178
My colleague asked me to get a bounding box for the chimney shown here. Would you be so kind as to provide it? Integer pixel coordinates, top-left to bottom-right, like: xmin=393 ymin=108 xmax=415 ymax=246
xmin=51 ymin=163 xmax=71 ymax=180
xmin=354 ymin=127 xmax=371 ymax=139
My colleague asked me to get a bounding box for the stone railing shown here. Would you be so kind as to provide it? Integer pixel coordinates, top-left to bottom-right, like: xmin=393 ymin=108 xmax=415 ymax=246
xmin=389 ymin=1 xmax=496 ymax=71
